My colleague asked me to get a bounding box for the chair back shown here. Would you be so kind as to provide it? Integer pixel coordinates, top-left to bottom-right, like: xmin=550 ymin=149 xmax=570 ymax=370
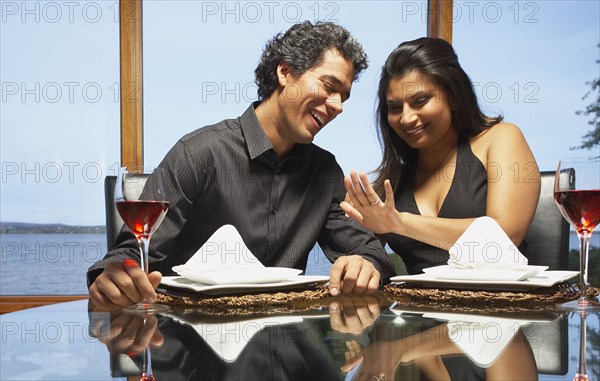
xmin=523 ymin=171 xmax=570 ymax=270
xmin=104 ymin=174 xmax=149 ymax=251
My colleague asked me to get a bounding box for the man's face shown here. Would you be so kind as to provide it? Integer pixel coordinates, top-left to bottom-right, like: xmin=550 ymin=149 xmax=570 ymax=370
xmin=277 ymin=49 xmax=355 ymax=145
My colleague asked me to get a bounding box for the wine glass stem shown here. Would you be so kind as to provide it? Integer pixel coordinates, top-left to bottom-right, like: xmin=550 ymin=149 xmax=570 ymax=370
xmin=141 ymin=315 xmax=155 ymax=381
xmin=577 ymin=232 xmax=591 ymax=305
xmin=574 ymin=312 xmax=588 ymax=381
xmin=140 ymin=237 xmax=150 ymax=274
xmin=138 ymin=236 xmax=151 ymax=304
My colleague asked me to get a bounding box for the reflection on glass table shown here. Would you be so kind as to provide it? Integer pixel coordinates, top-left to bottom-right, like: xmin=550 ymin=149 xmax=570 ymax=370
xmin=1 ymin=298 xmax=599 ymax=380
xmin=571 ymin=311 xmax=599 ymax=381
xmin=91 ymin=296 xmax=382 ymax=381
xmin=88 ymin=299 xmax=597 ymax=381
xmin=346 ymin=305 xmax=553 ymax=381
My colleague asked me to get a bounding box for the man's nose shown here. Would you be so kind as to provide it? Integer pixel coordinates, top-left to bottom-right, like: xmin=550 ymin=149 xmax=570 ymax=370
xmin=326 ymin=93 xmax=343 ymax=116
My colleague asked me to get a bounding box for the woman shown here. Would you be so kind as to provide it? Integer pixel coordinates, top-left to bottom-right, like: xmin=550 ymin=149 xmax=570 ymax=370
xmin=341 ymin=37 xmax=541 ymax=274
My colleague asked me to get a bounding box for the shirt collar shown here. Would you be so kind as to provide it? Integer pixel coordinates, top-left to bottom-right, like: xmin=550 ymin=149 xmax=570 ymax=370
xmin=241 ymin=102 xmax=307 ymax=161
xmin=241 ymin=102 xmax=274 ymax=160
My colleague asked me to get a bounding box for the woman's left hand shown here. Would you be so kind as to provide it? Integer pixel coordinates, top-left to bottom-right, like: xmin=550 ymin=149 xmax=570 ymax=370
xmin=341 ymin=171 xmax=398 ymax=235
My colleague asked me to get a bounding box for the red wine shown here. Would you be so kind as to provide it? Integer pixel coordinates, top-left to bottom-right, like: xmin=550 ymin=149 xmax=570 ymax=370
xmin=554 ymin=190 xmax=600 ymax=234
xmin=116 ymin=200 xmax=169 ymax=239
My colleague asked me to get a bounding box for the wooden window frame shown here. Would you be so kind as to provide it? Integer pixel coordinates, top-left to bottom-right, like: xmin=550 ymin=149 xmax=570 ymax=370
xmin=120 ymin=0 xmax=144 ymax=169
xmin=427 ymin=0 xmax=453 ymax=43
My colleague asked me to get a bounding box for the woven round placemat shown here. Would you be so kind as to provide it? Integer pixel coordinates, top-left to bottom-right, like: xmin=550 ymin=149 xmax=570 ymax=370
xmin=157 ymin=284 xmax=332 ymax=316
xmin=385 ymin=282 xmax=600 ymax=313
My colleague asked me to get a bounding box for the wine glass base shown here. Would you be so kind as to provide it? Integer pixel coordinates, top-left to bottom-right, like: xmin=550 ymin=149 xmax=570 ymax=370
xmin=556 ymin=298 xmax=600 ymax=313
xmin=123 ymin=302 xmax=171 ymax=314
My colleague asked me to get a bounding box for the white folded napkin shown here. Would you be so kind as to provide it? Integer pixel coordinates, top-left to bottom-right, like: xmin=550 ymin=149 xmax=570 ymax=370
xmin=178 ymin=224 xmax=264 ymax=272
xmin=167 ymin=314 xmax=303 ymax=363
xmin=424 ymin=312 xmax=525 ymax=368
xmin=390 ymin=307 xmax=531 ymax=367
xmin=448 ymin=217 xmax=528 ymax=271
xmin=171 ymin=225 xmax=306 ymax=285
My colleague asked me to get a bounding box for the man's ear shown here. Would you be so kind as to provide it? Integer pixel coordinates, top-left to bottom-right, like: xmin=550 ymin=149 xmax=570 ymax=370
xmin=276 ymin=61 xmax=293 ymax=86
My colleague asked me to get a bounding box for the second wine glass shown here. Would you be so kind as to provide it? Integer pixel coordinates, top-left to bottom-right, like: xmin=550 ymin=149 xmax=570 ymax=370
xmin=553 ymin=157 xmax=600 ymax=312
xmin=115 ymin=166 xmax=170 ymax=313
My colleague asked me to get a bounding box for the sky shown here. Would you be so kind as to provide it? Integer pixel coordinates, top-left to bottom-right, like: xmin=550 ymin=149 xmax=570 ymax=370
xmin=1 ymin=0 xmax=599 ymax=226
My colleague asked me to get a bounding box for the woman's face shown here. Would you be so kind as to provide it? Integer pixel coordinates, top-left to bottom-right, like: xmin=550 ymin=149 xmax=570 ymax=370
xmin=386 ymin=70 xmax=454 ymax=150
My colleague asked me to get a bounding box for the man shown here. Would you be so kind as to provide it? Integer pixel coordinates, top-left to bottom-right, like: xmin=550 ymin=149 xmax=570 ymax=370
xmin=87 ymin=21 xmax=395 ymax=309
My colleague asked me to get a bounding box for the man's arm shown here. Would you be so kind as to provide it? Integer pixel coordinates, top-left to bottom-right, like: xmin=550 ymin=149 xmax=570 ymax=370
xmin=318 ymin=165 xmax=396 ymax=295
xmin=87 ymin=139 xmax=203 ymax=308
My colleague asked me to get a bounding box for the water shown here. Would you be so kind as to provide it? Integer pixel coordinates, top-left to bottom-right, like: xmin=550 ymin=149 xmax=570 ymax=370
xmin=1 ymin=232 xmax=597 ymax=295
xmin=0 ymin=234 xmax=333 ymax=295
xmin=0 ymin=234 xmax=107 ymax=295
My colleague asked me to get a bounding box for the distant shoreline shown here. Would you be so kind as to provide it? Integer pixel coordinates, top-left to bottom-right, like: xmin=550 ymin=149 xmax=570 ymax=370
xmin=0 ymin=222 xmax=106 ymax=234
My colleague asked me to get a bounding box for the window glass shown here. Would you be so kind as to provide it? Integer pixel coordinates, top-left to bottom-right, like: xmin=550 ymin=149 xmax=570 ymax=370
xmin=1 ymin=1 xmax=120 ymax=294
xmin=453 ymin=0 xmax=599 ymax=170
xmin=142 ymin=1 xmax=425 ymax=274
xmin=143 ymin=1 xmax=424 ymax=172
xmin=453 ymin=0 xmax=600 ymax=253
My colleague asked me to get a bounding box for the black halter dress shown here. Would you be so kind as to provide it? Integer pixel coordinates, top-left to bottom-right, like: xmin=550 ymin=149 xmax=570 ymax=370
xmin=386 ymin=137 xmax=488 ymax=274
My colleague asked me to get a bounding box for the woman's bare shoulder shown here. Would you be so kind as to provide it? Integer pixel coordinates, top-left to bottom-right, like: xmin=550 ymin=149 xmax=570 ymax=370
xmin=470 ymin=122 xmax=530 ymax=165
xmin=476 ymin=122 xmax=524 ymax=141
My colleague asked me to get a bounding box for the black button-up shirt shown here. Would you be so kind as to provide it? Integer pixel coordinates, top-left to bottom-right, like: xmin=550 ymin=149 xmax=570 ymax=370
xmin=87 ymin=104 xmax=395 ymax=284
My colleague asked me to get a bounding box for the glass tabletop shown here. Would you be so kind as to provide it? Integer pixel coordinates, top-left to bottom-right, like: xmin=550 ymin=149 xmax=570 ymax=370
xmin=1 ymin=296 xmax=598 ymax=381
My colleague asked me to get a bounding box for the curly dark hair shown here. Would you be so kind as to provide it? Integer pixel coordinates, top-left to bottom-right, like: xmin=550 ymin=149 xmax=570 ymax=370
xmin=254 ymin=21 xmax=368 ymax=100
xmin=372 ymin=37 xmax=503 ymax=196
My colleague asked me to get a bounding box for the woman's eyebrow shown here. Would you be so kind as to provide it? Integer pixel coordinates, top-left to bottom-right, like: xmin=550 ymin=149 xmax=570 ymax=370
xmin=387 ymin=90 xmax=434 ymax=104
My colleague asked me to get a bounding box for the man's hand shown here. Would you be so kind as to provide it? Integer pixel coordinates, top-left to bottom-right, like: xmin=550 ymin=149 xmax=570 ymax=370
xmin=329 ymin=296 xmax=381 ymax=334
xmin=88 ymin=260 xmax=162 ymax=309
xmin=89 ymin=309 xmax=164 ymax=355
xmin=329 ymin=255 xmax=380 ymax=296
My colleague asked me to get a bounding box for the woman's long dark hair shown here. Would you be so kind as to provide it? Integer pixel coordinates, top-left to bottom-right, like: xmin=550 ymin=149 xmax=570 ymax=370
xmin=372 ymin=37 xmax=502 ymax=197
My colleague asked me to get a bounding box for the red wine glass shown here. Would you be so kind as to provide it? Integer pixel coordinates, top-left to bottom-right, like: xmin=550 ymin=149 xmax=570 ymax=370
xmin=116 ymin=166 xmax=170 ymax=313
xmin=553 ymin=157 xmax=600 ymax=312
